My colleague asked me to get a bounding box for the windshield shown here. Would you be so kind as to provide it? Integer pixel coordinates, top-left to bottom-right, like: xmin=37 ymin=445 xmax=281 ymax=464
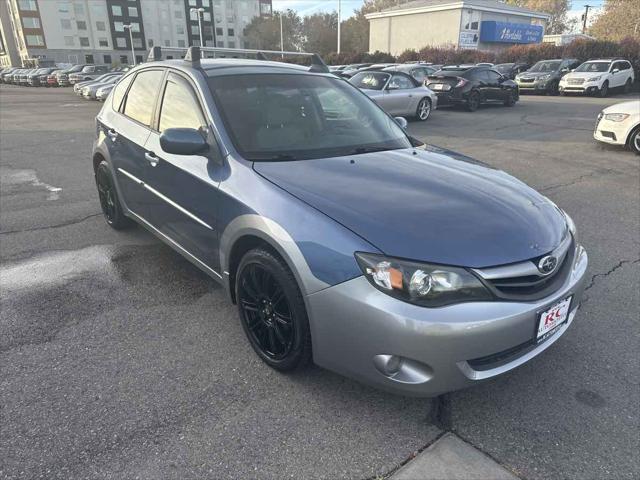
xmin=208 ymin=73 xmax=411 ymax=161
xmin=349 ymin=72 xmax=391 ymax=90
xmin=574 ymin=62 xmax=610 ymax=72
xmin=529 ymin=61 xmax=561 ymax=72
xmin=494 ymin=64 xmax=513 ymax=73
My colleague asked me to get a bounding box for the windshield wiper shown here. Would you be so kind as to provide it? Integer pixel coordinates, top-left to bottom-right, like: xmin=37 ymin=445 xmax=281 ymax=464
xmin=348 ymin=146 xmax=394 ymax=155
xmin=249 ymin=153 xmax=297 ymax=162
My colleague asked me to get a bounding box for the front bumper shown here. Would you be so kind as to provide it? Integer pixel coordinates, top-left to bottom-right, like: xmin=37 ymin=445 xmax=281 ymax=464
xmin=559 ymin=81 xmax=601 ymax=95
xmin=593 ymin=116 xmax=631 ymax=146
xmin=516 ymin=79 xmax=551 ymax=92
xmin=306 ymin=246 xmax=588 ymax=397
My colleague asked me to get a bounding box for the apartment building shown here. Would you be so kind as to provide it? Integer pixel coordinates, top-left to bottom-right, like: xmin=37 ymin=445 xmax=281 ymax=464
xmin=0 ymin=0 xmax=273 ymax=67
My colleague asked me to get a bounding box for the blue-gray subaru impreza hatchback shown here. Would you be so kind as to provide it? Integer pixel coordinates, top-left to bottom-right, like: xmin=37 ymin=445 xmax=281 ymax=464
xmin=92 ymin=47 xmax=588 ymax=396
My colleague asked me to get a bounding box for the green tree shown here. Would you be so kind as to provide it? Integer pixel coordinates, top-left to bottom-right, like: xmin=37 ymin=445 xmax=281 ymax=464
xmin=505 ymin=0 xmax=570 ymax=34
xmin=589 ymin=0 xmax=640 ymax=41
xmin=341 ymin=0 xmax=412 ymax=53
xmin=302 ymin=12 xmax=338 ymax=55
xmin=243 ymin=9 xmax=303 ymax=51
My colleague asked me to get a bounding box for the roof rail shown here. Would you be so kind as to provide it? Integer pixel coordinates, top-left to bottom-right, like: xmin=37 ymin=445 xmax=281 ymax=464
xmin=147 ymin=45 xmax=329 ymax=73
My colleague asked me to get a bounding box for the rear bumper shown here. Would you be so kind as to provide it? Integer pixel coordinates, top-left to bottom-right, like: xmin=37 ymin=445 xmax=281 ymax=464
xmin=433 ymin=90 xmax=467 ymax=106
xmin=307 ymin=245 xmax=588 ymax=397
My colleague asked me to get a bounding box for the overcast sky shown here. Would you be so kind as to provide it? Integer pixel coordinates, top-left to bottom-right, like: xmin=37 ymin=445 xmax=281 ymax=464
xmin=271 ymin=0 xmax=604 ymax=26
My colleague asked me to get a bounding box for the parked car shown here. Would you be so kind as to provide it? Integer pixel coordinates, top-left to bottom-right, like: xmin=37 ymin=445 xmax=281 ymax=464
xmin=92 ymin=46 xmax=587 ymax=397
xmin=69 ymin=65 xmax=110 ymax=85
xmin=476 ymin=62 xmax=494 ymax=67
xmin=559 ymin=58 xmax=635 ymax=97
xmin=337 ymin=63 xmax=373 ymax=78
xmin=27 ymin=67 xmax=58 ymax=86
xmin=81 ymin=74 xmax=123 ymax=99
xmin=515 ymin=58 xmax=580 ymax=95
xmin=427 ymin=66 xmax=518 ymax=111
xmin=46 ymin=70 xmax=65 ymax=86
xmin=95 ymin=83 xmax=115 ymax=101
xmin=19 ymin=68 xmax=39 ymax=85
xmin=494 ymin=62 xmax=530 ymax=80
xmin=594 ymin=99 xmax=640 ymax=154
xmin=74 ymin=72 xmax=122 ymax=94
xmin=382 ymin=63 xmax=439 ymax=84
xmin=56 ymin=65 xmax=89 ymax=86
xmin=0 ymin=67 xmax=18 ymax=83
xmin=349 ymin=70 xmax=437 ymax=121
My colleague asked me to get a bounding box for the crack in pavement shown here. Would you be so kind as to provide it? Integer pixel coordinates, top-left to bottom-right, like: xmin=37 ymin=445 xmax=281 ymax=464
xmin=539 ymin=168 xmax=615 ymax=193
xmin=0 ymin=213 xmax=101 ymax=235
xmin=584 ymin=257 xmax=640 ymax=293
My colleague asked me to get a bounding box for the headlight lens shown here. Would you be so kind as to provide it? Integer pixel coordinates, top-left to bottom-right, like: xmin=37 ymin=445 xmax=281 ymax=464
xmin=603 ymin=113 xmax=630 ymax=122
xmin=355 ymin=252 xmax=492 ymax=307
xmin=562 ymin=210 xmax=577 ymax=240
xmin=588 ymin=75 xmax=601 ymax=82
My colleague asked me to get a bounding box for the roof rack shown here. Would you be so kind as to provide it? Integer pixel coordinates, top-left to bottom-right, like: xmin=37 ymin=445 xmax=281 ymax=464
xmin=147 ymin=45 xmax=330 ymax=73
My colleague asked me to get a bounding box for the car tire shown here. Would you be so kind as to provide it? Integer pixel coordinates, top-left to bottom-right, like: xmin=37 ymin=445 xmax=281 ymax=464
xmin=504 ymin=90 xmax=517 ymax=106
xmin=466 ymin=91 xmax=480 ymax=112
xmin=416 ymin=97 xmax=432 ymax=121
xmin=236 ymin=248 xmax=312 ymax=372
xmin=629 ymin=125 xmax=640 ymax=155
xmin=599 ymin=81 xmax=609 ymax=97
xmin=547 ymin=81 xmax=559 ymax=96
xmin=624 ymin=78 xmax=632 ymax=94
xmin=95 ymin=160 xmax=133 ymax=230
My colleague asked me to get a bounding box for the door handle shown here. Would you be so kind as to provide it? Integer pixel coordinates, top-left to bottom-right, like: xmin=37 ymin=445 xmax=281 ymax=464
xmin=145 ymin=151 xmax=159 ymax=167
xmin=107 ymin=128 xmax=118 ymax=141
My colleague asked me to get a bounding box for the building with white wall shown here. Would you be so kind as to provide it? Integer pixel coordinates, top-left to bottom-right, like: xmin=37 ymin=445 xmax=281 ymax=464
xmin=0 ymin=0 xmax=272 ymax=67
xmin=366 ymin=0 xmax=550 ymax=55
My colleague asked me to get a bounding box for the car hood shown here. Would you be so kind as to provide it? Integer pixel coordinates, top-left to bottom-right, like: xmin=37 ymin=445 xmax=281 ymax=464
xmin=563 ymin=72 xmax=604 ymax=80
xmin=603 ymin=100 xmax=640 ymax=114
xmin=253 ymin=148 xmax=567 ymax=268
xmin=519 ymin=71 xmax=558 ymax=79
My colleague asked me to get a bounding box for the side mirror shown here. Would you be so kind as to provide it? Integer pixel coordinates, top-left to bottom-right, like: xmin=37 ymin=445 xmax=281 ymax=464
xmin=612 ymin=68 xmax=620 ymax=74
xmin=160 ymin=128 xmax=208 ymax=155
xmin=394 ymin=116 xmax=408 ymax=130
xmin=561 ymin=68 xmax=569 ymax=73
xmin=386 ymin=83 xmax=399 ymax=91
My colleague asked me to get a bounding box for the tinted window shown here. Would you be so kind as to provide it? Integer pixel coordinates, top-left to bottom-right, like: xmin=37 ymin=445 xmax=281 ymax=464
xmin=494 ymin=64 xmax=513 ymax=73
xmin=159 ymin=75 xmax=206 ymax=132
xmin=111 ymin=73 xmax=134 ymax=111
xmin=208 ymin=74 xmax=411 ymax=161
xmin=485 ymin=70 xmax=502 ymax=82
xmin=530 ymin=61 xmax=561 ymax=72
xmin=123 ymin=70 xmax=164 ymax=127
xmin=389 ymin=74 xmax=414 ymax=89
xmin=575 ymin=62 xmax=610 ymax=73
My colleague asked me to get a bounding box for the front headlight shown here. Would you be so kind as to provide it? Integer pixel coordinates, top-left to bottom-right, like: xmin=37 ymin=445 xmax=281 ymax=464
xmin=588 ymin=76 xmax=601 ymax=82
xmin=562 ymin=210 xmax=577 ymax=240
xmin=355 ymin=252 xmax=492 ymax=307
xmin=603 ymin=113 xmax=630 ymax=122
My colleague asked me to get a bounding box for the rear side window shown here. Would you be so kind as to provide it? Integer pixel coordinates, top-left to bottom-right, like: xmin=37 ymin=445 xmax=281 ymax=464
xmin=158 ymin=74 xmax=206 ymax=132
xmin=111 ymin=73 xmax=134 ymax=111
xmin=389 ymin=74 xmax=414 ymax=89
xmin=122 ymin=70 xmax=164 ymax=127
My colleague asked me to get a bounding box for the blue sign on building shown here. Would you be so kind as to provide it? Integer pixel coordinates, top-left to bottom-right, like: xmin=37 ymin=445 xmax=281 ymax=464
xmin=479 ymin=21 xmax=544 ymax=44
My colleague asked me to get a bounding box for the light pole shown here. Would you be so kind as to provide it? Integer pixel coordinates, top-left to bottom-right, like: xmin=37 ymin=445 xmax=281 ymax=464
xmin=337 ymin=0 xmax=341 ymax=54
xmin=123 ymin=24 xmax=136 ymax=65
xmin=190 ymin=7 xmax=205 ymax=47
xmin=278 ymin=11 xmax=284 ymax=57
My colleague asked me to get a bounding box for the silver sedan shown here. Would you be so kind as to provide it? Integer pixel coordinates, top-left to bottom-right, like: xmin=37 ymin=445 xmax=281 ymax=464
xmin=349 ymin=70 xmax=437 ymax=121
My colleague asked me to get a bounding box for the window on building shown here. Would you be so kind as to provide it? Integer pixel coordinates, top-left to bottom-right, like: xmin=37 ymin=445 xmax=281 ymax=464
xmin=189 ymin=0 xmax=197 ymax=5
xmin=217 ymin=40 xmax=224 ymax=47
xmin=79 ymin=37 xmax=90 ymax=47
xmin=123 ymin=70 xmax=164 ymax=127
xmin=227 ymin=16 xmax=234 ymax=23
xmin=96 ymin=21 xmax=106 ymax=31
xmin=228 ymin=28 xmax=234 ymax=36
xmin=25 ymin=35 xmax=44 ymax=46
xmin=227 ymin=40 xmax=235 ymax=48
xmin=130 ymin=22 xmax=140 ymax=32
xmin=22 ymin=17 xmax=41 ymax=28
xmin=216 ymin=27 xmax=223 ymax=36
xmin=60 ymin=18 xmax=71 ymax=29
xmin=77 ymin=21 xmax=87 ymax=30
xmin=202 ymin=0 xmax=210 ymax=6
xmin=116 ymin=37 xmax=127 ymax=48
xmin=58 ymin=2 xmax=70 ymax=13
xmin=178 ymin=39 xmax=185 ymax=47
xmin=85 ymin=54 xmax=94 ymax=63
xmin=148 ymin=39 xmax=154 ymax=47
xmin=103 ymin=54 xmax=112 ymax=64
xmin=190 ymin=10 xmax=198 ymax=21
xmin=463 ymin=10 xmax=481 ymax=30
xmin=191 ymin=25 xmax=200 ymax=35
xmin=175 ymin=10 xmax=182 ymax=18
xmin=132 ymin=37 xmax=143 ymax=48
xmin=112 ymin=5 xmax=122 ymax=16
xmin=136 ymin=55 xmax=143 ymax=63
xmin=177 ymin=26 xmax=184 ymax=34
xmin=120 ymin=55 xmax=129 ymax=64
xmin=99 ymin=38 xmax=109 ymax=47
xmin=203 ymin=12 xmax=211 ymax=21
xmin=164 ymin=39 xmax=170 ymax=46
xmin=128 ymin=6 xmax=138 ymax=17
xmin=64 ymin=36 xmax=75 ymax=46
xmin=74 ymin=2 xmax=84 ymax=15
xmin=18 ymin=0 xmax=37 ymax=11
xmin=114 ymin=21 xmax=124 ymax=32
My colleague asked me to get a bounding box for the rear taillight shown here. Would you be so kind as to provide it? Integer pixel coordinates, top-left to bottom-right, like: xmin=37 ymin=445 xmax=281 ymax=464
xmin=454 ymin=78 xmax=468 ymax=88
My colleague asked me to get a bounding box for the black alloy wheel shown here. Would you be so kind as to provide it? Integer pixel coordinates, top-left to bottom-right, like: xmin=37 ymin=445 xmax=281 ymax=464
xmin=95 ymin=160 xmax=132 ymax=230
xmin=624 ymin=78 xmax=632 ymax=94
xmin=504 ymin=90 xmax=517 ymax=107
xmin=236 ymin=248 xmax=311 ymax=371
xmin=466 ymin=91 xmax=480 ymax=112
xmin=599 ymin=81 xmax=609 ymax=97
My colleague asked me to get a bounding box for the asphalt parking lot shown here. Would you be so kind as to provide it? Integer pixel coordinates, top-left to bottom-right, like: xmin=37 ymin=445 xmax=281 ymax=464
xmin=1 ymin=85 xmax=638 ymax=480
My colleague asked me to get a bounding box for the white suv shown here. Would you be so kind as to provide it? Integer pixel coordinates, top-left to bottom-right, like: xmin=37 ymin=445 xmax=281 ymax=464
xmin=559 ymin=59 xmax=635 ymax=97
xmin=594 ymin=100 xmax=640 ymax=155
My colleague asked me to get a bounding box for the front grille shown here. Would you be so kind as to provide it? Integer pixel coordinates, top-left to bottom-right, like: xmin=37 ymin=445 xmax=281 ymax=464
xmin=568 ymin=78 xmax=585 ymax=85
xmin=519 ymin=78 xmax=535 ymax=83
xmin=473 ymin=235 xmax=574 ymax=301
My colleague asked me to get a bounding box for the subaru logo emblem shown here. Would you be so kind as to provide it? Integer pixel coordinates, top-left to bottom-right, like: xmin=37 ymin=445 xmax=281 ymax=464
xmin=538 ymin=255 xmax=558 ymax=275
